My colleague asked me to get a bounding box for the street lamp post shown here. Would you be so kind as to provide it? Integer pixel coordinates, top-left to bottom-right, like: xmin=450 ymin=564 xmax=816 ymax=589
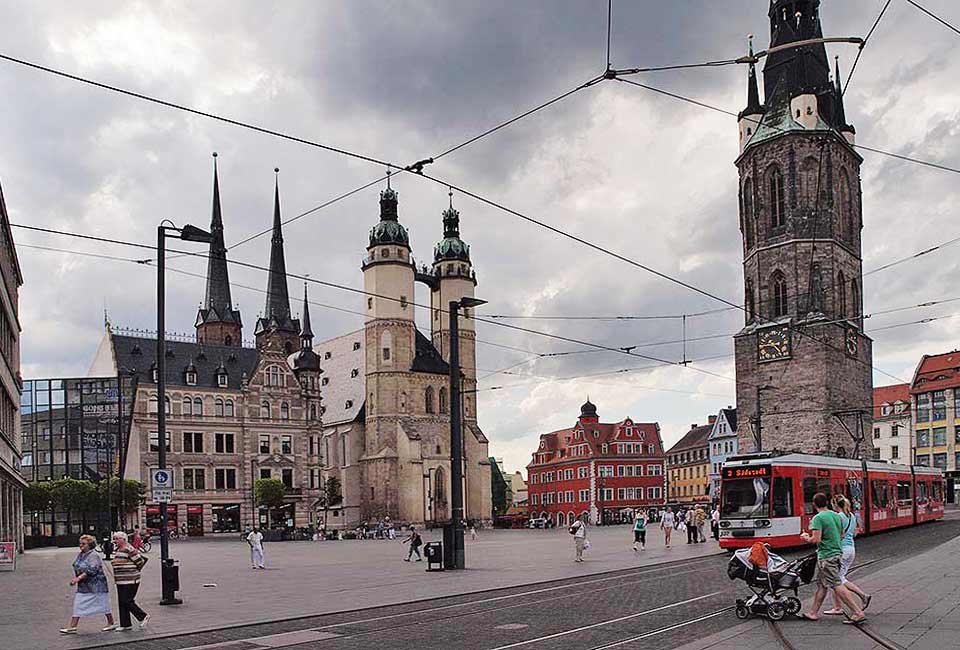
xmin=157 ymin=222 xmax=212 ymax=605
xmin=447 ymin=297 xmax=486 ymax=570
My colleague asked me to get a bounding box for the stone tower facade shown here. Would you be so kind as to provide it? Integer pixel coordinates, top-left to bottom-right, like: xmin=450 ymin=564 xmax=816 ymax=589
xmin=734 ymin=0 xmax=874 ymax=459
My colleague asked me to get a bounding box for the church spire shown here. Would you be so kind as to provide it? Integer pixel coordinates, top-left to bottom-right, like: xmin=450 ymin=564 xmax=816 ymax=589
xmin=740 ymin=36 xmax=764 ymax=119
xmin=300 ymin=282 xmax=313 ymax=347
xmin=264 ymin=169 xmax=292 ymax=323
xmin=196 ymin=152 xmax=242 ymax=347
xmin=255 ymin=169 xmax=299 ymax=348
xmin=434 ymin=188 xmax=470 ymax=263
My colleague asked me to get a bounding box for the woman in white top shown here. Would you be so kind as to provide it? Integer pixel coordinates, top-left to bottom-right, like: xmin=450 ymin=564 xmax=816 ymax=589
xmin=660 ymin=506 xmax=675 ymax=548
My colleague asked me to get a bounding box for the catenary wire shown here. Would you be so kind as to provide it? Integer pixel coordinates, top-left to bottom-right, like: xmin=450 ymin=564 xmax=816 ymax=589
xmin=842 ymin=0 xmax=893 ymax=95
xmin=905 ymin=0 xmax=960 ymax=37
xmin=863 ymin=234 xmax=960 ymax=276
xmin=0 ymin=53 xmax=396 ymax=169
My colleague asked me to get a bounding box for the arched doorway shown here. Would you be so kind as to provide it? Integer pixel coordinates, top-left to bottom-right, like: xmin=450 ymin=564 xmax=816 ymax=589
xmin=556 ymin=512 xmax=565 ymax=528
xmin=433 ymin=468 xmax=448 ymax=521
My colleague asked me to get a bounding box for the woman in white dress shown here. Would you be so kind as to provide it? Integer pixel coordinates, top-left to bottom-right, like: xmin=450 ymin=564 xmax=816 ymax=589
xmin=60 ymin=534 xmax=117 ymax=634
xmin=660 ymin=506 xmax=676 ymax=548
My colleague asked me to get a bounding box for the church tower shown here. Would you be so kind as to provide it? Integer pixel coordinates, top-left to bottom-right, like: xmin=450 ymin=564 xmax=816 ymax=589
xmin=734 ymin=0 xmax=873 ymax=458
xmin=254 ymin=171 xmax=300 ymax=355
xmin=360 ymin=178 xmax=417 ymax=521
xmin=196 ymin=153 xmax=243 ymax=347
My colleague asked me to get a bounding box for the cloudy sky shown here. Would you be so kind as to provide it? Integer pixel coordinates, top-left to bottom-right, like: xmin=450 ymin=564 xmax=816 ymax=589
xmin=2 ymin=1 xmax=959 ymax=475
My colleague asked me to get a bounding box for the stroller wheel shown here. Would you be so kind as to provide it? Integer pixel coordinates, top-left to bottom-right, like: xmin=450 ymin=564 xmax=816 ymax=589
xmin=785 ymin=597 xmax=802 ymax=615
xmin=767 ymin=601 xmax=786 ymax=621
xmin=735 ymin=604 xmax=750 ymax=620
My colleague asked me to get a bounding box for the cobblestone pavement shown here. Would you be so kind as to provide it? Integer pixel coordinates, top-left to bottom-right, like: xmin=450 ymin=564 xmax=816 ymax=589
xmin=7 ymin=515 xmax=958 ymax=650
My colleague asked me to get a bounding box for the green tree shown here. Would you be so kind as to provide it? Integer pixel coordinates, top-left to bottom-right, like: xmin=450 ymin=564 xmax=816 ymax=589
xmin=96 ymin=478 xmax=146 ymax=529
xmin=23 ymin=482 xmax=53 ymax=514
xmin=51 ymin=478 xmax=99 ymax=529
xmin=325 ymin=476 xmax=342 ymax=506
xmin=255 ymin=478 xmax=286 ymax=527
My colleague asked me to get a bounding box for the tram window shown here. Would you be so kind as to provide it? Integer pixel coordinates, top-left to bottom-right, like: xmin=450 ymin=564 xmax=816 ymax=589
xmin=916 ymin=482 xmax=928 ymax=505
xmin=871 ymin=480 xmax=888 ymax=508
xmin=896 ymin=481 xmax=912 ymax=506
xmin=721 ymin=477 xmax=770 ymax=519
xmin=772 ymin=477 xmax=793 ymax=517
xmin=932 ymin=482 xmax=943 ymax=502
xmin=803 ymin=477 xmax=818 ymax=515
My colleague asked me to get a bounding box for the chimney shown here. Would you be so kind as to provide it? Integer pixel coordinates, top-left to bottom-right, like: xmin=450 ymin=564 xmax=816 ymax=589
xmin=708 ymin=415 xmax=717 ymax=425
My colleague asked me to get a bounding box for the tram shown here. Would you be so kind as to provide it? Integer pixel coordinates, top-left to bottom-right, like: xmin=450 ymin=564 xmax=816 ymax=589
xmin=718 ymin=452 xmax=945 ymax=549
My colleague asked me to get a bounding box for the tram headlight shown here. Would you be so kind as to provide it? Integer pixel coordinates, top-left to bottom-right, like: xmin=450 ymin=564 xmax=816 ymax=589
xmin=719 ymin=521 xmax=730 ymax=529
xmin=753 ymin=519 xmax=771 ymax=528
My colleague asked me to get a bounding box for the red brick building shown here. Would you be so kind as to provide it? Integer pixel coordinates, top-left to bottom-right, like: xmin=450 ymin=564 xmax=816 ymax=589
xmin=526 ymin=400 xmax=666 ymax=527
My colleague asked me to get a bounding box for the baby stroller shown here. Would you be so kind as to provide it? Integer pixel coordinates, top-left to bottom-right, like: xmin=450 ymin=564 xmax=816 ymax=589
xmin=727 ymin=542 xmax=817 ymax=620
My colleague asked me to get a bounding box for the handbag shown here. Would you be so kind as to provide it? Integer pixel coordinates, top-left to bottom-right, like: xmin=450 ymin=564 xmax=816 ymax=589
xmin=584 ymin=539 xmax=591 ymax=550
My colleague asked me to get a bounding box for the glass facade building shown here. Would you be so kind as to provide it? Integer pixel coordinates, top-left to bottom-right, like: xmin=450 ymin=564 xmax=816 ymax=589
xmin=20 ymin=376 xmax=136 ymax=540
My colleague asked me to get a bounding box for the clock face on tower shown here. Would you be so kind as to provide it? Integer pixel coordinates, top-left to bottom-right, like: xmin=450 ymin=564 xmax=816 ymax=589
xmin=758 ymin=326 xmax=791 ymax=362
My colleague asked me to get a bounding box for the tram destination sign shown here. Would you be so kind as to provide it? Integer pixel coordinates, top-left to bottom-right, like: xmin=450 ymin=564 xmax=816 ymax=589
xmin=723 ymin=465 xmax=771 ymax=479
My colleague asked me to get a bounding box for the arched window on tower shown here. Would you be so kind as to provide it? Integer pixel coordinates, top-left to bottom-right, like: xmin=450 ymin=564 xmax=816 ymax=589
xmin=841 ymin=169 xmax=854 ymax=244
xmin=434 ymin=467 xmax=447 ymax=506
xmin=771 ymin=271 xmax=788 ymax=319
xmin=742 ymin=178 xmax=755 ymax=248
xmin=182 ymin=397 xmax=192 ymax=416
xmin=438 ymin=387 xmax=448 ymax=414
xmin=193 ymin=397 xmax=203 ymax=415
xmin=381 ymin=329 xmax=393 ymax=363
xmin=260 ymin=401 xmax=271 ymax=420
xmin=769 ymin=166 xmax=785 ymax=228
xmin=425 ymin=386 xmax=435 ymax=414
xmin=214 ymin=398 xmax=224 ymax=417
xmin=745 ymin=279 xmax=755 ymax=323
xmin=851 ymin=279 xmax=860 ymax=320
xmin=225 ymin=400 xmax=235 ymax=417
xmin=280 ymin=401 xmax=290 ymax=420
xmin=837 ymin=271 xmax=847 ymax=318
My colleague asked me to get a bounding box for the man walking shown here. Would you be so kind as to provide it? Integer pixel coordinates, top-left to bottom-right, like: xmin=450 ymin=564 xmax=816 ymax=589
xmin=685 ymin=508 xmax=697 ymax=544
xmin=711 ymin=504 xmax=721 ymax=540
xmin=402 ymin=526 xmax=423 ymax=561
xmin=695 ymin=506 xmax=707 ymax=543
xmin=570 ymin=514 xmax=588 ymax=562
xmin=247 ymin=526 xmax=265 ymax=569
xmin=799 ymin=493 xmax=866 ymax=624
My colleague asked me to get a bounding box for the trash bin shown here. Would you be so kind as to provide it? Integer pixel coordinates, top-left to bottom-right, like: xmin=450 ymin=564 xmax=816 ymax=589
xmin=162 ymin=559 xmax=180 ymax=591
xmin=424 ymin=541 xmax=444 ymax=572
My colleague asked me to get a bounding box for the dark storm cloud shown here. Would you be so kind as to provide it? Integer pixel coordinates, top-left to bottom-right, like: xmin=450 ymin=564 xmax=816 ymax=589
xmin=1 ymin=1 xmax=958 ymax=471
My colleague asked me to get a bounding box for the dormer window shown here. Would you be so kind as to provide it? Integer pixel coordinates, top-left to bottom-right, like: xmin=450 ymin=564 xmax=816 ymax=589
xmin=185 ymin=369 xmax=197 ymax=386
xmin=150 ymin=365 xmax=158 ymax=383
xmin=217 ymin=371 xmax=228 ymax=388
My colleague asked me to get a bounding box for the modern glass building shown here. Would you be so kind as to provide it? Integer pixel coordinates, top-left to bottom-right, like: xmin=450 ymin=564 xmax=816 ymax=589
xmin=20 ymin=376 xmax=136 ymax=541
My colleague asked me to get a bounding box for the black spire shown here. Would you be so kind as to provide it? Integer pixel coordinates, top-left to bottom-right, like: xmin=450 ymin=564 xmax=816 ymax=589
xmin=203 ymin=153 xmax=233 ymax=313
xmin=368 ymin=171 xmax=409 ymax=247
xmin=255 ymin=170 xmax=299 ymax=339
xmin=834 ymin=56 xmax=853 ymax=133
xmin=764 ymin=0 xmax=831 ymax=100
xmin=264 ymin=170 xmax=292 ymax=322
xmin=434 ymin=189 xmax=471 ymax=263
xmin=196 ymin=153 xmax=242 ymax=345
xmin=740 ymin=37 xmax=764 ymax=119
xmin=300 ymin=282 xmax=313 ymax=346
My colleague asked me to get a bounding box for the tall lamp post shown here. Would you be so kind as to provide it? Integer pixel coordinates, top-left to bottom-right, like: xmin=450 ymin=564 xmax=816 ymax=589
xmin=157 ymin=221 xmax=212 ymax=605
xmin=447 ymin=297 xmax=486 ymax=570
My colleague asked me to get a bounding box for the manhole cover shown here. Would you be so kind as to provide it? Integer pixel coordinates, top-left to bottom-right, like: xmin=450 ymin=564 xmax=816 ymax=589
xmin=495 ymin=624 xmax=529 ymax=631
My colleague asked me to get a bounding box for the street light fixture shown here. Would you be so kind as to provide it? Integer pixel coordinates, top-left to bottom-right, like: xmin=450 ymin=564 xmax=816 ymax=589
xmin=156 ymin=221 xmax=212 ymax=605
xmin=446 ymin=296 xmax=486 ymax=570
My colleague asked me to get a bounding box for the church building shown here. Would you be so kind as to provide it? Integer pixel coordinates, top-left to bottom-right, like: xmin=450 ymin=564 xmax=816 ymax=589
xmin=89 ymin=156 xmax=491 ymax=534
xmin=733 ymin=0 xmax=874 ymax=459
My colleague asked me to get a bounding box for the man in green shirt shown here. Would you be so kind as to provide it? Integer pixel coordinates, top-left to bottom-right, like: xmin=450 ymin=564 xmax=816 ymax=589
xmin=800 ymin=492 xmax=866 ymax=624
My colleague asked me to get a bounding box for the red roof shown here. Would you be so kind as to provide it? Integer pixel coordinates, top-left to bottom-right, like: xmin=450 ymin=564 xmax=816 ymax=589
xmin=873 ymin=383 xmax=910 ymax=419
xmin=666 ymin=422 xmax=712 ymax=454
xmin=528 ymin=418 xmax=663 ymax=468
xmin=910 ymin=351 xmax=960 ymax=394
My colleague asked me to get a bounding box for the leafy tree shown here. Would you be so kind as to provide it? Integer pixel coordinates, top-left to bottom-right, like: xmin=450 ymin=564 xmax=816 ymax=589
xmin=255 ymin=478 xmax=287 ymax=528
xmin=51 ymin=478 xmax=99 ymax=528
xmin=23 ymin=482 xmax=53 ymax=514
xmin=325 ymin=476 xmax=342 ymax=506
xmin=97 ymin=478 xmax=146 ymax=513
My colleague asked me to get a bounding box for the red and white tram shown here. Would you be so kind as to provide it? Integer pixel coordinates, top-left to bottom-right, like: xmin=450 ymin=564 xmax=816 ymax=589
xmin=718 ymin=453 xmax=945 ymax=549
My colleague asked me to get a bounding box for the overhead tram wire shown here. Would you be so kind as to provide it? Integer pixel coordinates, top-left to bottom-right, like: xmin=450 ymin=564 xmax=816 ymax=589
xmin=614 ymin=76 xmax=960 ymax=176
xmin=905 ymin=0 xmax=960 ymax=38
xmin=863 ymin=233 xmax=960 ymax=276
xmin=842 ymin=0 xmax=893 ymax=95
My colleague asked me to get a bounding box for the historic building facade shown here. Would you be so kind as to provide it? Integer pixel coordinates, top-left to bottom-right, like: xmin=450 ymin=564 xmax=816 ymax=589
xmin=872 ymin=384 xmax=911 ymax=464
xmin=0 ymin=180 xmax=24 ymax=553
xmin=909 ymin=352 xmax=960 ymax=502
xmin=707 ymin=407 xmax=738 ymax=498
xmin=666 ymin=419 xmax=712 ymax=505
xmin=90 ymin=159 xmax=490 ymax=533
xmin=526 ymin=400 xmax=666 ymax=527
xmin=734 ymin=0 xmax=873 ymax=458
